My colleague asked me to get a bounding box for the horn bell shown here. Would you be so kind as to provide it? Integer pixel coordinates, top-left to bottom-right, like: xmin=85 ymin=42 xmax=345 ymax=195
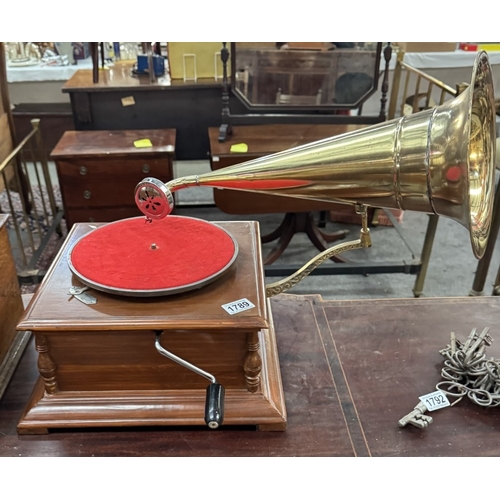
xmin=135 ymin=51 xmax=496 ymax=259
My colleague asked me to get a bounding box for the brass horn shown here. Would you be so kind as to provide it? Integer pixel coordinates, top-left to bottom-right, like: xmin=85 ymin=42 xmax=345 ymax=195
xmin=135 ymin=52 xmax=496 ymax=267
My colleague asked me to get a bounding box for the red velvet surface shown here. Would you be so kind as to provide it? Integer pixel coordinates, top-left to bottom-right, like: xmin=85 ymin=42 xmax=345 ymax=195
xmin=69 ymin=216 xmax=237 ymax=291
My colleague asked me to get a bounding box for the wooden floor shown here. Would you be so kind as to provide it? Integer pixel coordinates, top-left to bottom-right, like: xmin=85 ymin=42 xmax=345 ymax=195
xmin=1 ymin=293 xmax=500 ymax=457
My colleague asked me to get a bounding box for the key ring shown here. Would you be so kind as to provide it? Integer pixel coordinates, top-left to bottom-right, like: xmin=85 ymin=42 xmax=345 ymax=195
xmin=468 ymin=388 xmax=493 ymax=407
xmin=435 ymin=381 xmax=467 ymax=405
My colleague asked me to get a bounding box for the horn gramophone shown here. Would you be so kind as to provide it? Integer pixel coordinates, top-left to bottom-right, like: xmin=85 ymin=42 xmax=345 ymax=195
xmin=135 ymin=51 xmax=495 ymax=281
xmin=16 ymin=52 xmax=496 ymax=433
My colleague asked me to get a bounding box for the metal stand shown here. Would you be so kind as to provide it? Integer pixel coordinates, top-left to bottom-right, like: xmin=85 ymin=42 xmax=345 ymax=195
xmin=264 ymin=208 xmax=425 ymax=288
xmin=413 ymin=214 xmax=439 ymax=298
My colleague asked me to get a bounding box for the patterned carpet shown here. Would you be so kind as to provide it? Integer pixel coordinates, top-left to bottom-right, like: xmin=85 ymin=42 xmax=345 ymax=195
xmin=0 ymin=185 xmax=62 ymax=232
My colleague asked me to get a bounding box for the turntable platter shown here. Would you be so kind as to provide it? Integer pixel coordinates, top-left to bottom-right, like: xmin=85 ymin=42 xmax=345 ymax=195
xmin=68 ymin=216 xmax=238 ymax=296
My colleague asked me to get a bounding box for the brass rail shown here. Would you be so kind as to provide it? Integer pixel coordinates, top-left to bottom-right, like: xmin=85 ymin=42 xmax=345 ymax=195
xmin=388 ymin=51 xmax=458 ymax=120
xmin=0 ymin=118 xmax=64 ymax=284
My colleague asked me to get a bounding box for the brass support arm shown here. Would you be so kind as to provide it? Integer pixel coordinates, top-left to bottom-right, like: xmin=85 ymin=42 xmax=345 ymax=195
xmin=265 ymin=206 xmax=371 ymax=297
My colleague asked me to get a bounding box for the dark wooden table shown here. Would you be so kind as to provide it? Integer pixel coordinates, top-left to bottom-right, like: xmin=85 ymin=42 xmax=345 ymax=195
xmin=0 ymin=215 xmax=26 ymax=399
xmin=2 ymin=293 xmax=500 ymax=456
xmin=62 ymin=63 xmax=248 ymax=161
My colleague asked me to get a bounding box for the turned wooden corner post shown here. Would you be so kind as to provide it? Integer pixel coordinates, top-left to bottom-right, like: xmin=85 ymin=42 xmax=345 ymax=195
xmin=244 ymin=331 xmax=262 ymax=392
xmin=35 ymin=334 xmax=58 ymax=394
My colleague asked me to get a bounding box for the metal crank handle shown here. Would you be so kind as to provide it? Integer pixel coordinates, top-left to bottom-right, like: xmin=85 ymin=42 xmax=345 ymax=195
xmin=154 ymin=331 xmax=225 ymax=429
xmin=205 ymin=382 xmax=225 ymax=429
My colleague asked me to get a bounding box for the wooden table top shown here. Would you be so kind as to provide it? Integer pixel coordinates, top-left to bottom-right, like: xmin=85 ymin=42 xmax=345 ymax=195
xmin=50 ymin=129 xmax=176 ymax=159
xmin=62 ymin=63 xmax=222 ymax=93
xmin=208 ymin=123 xmax=368 ymax=158
xmin=3 ymin=293 xmax=500 ymax=456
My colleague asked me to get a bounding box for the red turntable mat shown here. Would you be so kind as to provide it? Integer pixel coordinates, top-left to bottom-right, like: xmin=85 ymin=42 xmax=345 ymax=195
xmin=68 ymin=216 xmax=238 ymax=296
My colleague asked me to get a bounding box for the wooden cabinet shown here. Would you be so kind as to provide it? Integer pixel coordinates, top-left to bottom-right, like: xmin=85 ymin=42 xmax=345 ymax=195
xmin=51 ymin=129 xmax=176 ymax=229
xmin=0 ymin=215 xmax=23 ymax=365
xmin=16 ymin=221 xmax=286 ymax=433
xmin=61 ymin=67 xmax=243 ymax=161
xmin=0 ymin=215 xmax=31 ymax=400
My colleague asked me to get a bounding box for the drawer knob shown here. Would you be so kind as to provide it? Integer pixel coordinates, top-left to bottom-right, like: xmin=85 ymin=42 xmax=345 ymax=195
xmin=142 ymin=164 xmax=150 ymax=174
xmin=80 ymin=166 xmax=88 ymax=175
xmin=83 ymin=190 xmax=92 ymax=200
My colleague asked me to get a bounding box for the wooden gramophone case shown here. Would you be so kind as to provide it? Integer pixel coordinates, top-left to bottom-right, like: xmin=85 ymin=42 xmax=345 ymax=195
xmin=17 ymin=221 xmax=286 ymax=434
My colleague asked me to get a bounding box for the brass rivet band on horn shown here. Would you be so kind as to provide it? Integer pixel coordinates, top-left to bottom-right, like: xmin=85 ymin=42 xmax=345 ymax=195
xmin=393 ymin=116 xmax=404 ymax=211
xmin=425 ymin=107 xmax=439 ymax=216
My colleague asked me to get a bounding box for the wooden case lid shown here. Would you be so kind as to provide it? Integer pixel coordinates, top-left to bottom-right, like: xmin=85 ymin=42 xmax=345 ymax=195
xmin=17 ymin=220 xmax=268 ymax=332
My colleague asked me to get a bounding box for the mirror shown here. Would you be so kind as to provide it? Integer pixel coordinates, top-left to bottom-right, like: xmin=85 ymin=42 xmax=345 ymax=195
xmin=231 ymin=42 xmax=383 ymax=110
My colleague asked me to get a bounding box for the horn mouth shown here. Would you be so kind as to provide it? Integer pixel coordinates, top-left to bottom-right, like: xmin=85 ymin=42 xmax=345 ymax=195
xmin=466 ymin=51 xmax=496 ymax=259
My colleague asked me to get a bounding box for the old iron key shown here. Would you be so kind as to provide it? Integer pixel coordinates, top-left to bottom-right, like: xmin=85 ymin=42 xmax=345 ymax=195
xmin=398 ymin=401 xmax=433 ymax=429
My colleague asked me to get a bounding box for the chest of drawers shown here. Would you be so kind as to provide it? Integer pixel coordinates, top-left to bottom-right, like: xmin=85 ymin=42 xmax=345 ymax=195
xmin=51 ymin=129 xmax=176 ymax=229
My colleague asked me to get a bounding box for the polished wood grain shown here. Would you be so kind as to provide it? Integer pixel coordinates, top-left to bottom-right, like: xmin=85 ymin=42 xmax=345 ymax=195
xmin=0 ymin=216 xmax=24 ymax=364
xmin=4 ymin=294 xmax=500 ymax=455
xmin=60 ymin=61 xmax=241 ymax=160
xmin=35 ymin=334 xmax=58 ymax=394
xmin=51 ymin=129 xmax=176 ymax=158
xmin=51 ymin=130 xmax=176 ymax=229
xmin=0 ymin=43 xmax=16 ymax=191
xmin=62 ymin=65 xmax=221 ymax=93
xmin=2 ymin=294 xmax=355 ymax=455
xmin=18 ymin=222 xmax=267 ymax=332
xmin=0 ymin=111 xmax=15 ymax=192
xmin=60 ymin=206 xmax=147 ymax=226
xmin=319 ymin=295 xmax=500 ymax=457
xmin=56 ymin=159 xmax=172 ymax=209
xmin=209 ymin=123 xmax=366 ymax=157
xmin=16 ymin=221 xmax=287 ymax=433
xmin=0 ymin=216 xmax=32 ymax=402
xmin=39 ymin=328 xmax=250 ymax=391
xmin=0 ymin=219 xmax=32 ymax=402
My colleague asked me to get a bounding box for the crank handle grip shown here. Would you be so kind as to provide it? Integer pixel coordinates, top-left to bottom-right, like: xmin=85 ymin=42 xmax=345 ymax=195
xmin=205 ymin=383 xmax=225 ymax=429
